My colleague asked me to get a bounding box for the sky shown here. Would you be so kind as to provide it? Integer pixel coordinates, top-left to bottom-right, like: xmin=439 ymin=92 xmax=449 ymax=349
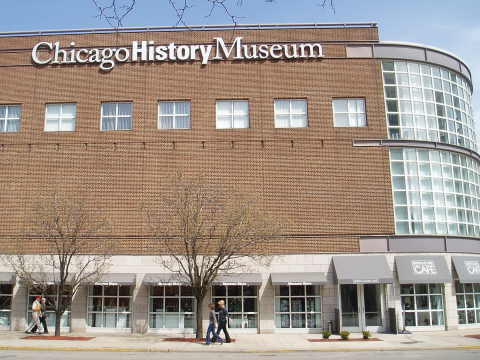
xmin=1 ymin=0 xmax=479 ymax=133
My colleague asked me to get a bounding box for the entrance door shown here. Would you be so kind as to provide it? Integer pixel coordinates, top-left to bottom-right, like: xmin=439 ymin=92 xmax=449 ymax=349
xmin=340 ymin=284 xmax=384 ymax=332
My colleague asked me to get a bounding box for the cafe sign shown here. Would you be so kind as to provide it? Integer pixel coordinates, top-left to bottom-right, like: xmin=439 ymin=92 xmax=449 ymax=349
xmin=32 ymin=37 xmax=324 ymax=71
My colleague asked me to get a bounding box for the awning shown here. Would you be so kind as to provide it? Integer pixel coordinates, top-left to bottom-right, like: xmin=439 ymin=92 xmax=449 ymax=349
xmin=270 ymin=272 xmax=327 ymax=286
xmin=333 ymin=255 xmax=393 ymax=284
xmin=30 ymin=272 xmax=75 ymax=285
xmin=94 ymin=273 xmax=136 ymax=286
xmin=0 ymin=272 xmax=15 ymax=284
xmin=452 ymin=256 xmax=480 ymax=283
xmin=395 ymin=255 xmax=451 ymax=284
xmin=143 ymin=273 xmax=189 ymax=286
xmin=212 ymin=273 xmax=262 ymax=286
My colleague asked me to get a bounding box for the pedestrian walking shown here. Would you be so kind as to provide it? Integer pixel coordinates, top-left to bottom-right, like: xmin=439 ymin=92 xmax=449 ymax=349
xmin=25 ymin=296 xmax=42 ymax=334
xmin=205 ymin=303 xmax=223 ymax=345
xmin=216 ymin=300 xmax=231 ymax=343
xmin=31 ymin=297 xmax=49 ymax=334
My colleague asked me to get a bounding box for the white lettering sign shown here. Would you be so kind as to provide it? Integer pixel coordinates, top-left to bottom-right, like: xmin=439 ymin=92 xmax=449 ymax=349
xmin=465 ymin=261 xmax=480 ymax=275
xmin=412 ymin=260 xmax=437 ymax=275
xmin=31 ymin=37 xmax=324 ymax=71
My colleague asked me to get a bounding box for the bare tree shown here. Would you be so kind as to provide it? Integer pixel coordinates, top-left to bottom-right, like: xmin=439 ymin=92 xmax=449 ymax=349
xmin=2 ymin=193 xmax=112 ymax=336
xmin=91 ymin=0 xmax=335 ymax=28
xmin=144 ymin=173 xmax=281 ymax=339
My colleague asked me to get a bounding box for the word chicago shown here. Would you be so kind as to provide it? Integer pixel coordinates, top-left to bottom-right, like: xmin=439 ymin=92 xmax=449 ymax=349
xmin=32 ymin=37 xmax=324 ymax=71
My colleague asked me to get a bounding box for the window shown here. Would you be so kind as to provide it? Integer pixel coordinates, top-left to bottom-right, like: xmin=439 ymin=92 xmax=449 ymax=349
xmin=216 ymin=100 xmax=249 ymax=129
xmin=332 ymin=98 xmax=366 ymax=127
xmin=27 ymin=285 xmax=71 ymax=329
xmin=401 ymin=284 xmax=445 ymax=327
xmin=101 ymin=102 xmax=132 ymax=131
xmin=0 ymin=284 xmax=13 ymax=328
xmin=382 ymin=60 xmax=477 ymax=152
xmin=212 ymin=285 xmax=257 ymax=328
xmin=274 ymin=285 xmax=322 ymax=329
xmin=456 ymin=281 xmax=480 ymax=325
xmin=87 ymin=285 xmax=132 ymax=328
xmin=0 ymin=105 xmax=21 ymax=132
xmin=158 ymin=101 xmax=191 ymax=129
xmin=44 ymin=103 xmax=76 ymax=132
xmin=274 ymin=99 xmax=308 ymax=128
xmin=149 ymin=286 xmax=195 ymax=329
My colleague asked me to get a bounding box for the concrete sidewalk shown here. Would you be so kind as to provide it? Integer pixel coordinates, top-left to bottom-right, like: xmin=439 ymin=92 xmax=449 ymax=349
xmin=0 ymin=330 xmax=479 ymax=353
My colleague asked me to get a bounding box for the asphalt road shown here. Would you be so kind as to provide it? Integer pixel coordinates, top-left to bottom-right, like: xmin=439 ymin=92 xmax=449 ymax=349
xmin=0 ymin=350 xmax=479 ymax=360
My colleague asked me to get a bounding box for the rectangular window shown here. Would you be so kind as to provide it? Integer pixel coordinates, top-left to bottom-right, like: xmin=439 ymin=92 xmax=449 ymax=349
xmin=158 ymin=101 xmax=191 ymax=129
xmin=149 ymin=286 xmax=195 ymax=329
xmin=400 ymin=283 xmax=445 ymax=327
xmin=0 ymin=105 xmax=21 ymax=132
xmin=87 ymin=285 xmax=132 ymax=328
xmin=0 ymin=284 xmax=13 ymax=328
xmin=212 ymin=285 xmax=258 ymax=329
xmin=456 ymin=281 xmax=480 ymax=325
xmin=332 ymin=98 xmax=366 ymax=127
xmin=274 ymin=99 xmax=308 ymax=128
xmin=101 ymin=102 xmax=132 ymax=131
xmin=274 ymin=285 xmax=322 ymax=329
xmin=27 ymin=285 xmax=71 ymax=329
xmin=216 ymin=100 xmax=249 ymax=129
xmin=44 ymin=103 xmax=76 ymax=132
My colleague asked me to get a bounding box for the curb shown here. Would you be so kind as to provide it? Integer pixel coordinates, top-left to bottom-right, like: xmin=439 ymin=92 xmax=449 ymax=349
xmin=1 ymin=345 xmax=480 ymax=353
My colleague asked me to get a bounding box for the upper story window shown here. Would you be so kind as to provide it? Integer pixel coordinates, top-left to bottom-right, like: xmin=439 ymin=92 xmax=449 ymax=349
xmin=216 ymin=100 xmax=249 ymax=129
xmin=101 ymin=102 xmax=132 ymax=131
xmin=158 ymin=101 xmax=191 ymax=129
xmin=44 ymin=103 xmax=76 ymax=132
xmin=274 ymin=99 xmax=308 ymax=128
xmin=332 ymin=98 xmax=366 ymax=127
xmin=0 ymin=105 xmax=21 ymax=133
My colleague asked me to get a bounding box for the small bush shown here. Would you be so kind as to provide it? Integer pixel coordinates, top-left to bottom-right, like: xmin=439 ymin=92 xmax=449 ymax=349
xmin=362 ymin=330 xmax=371 ymax=339
xmin=322 ymin=330 xmax=332 ymax=339
xmin=339 ymin=330 xmax=350 ymax=340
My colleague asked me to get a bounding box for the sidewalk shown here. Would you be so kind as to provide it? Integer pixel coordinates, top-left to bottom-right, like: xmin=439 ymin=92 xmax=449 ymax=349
xmin=0 ymin=330 xmax=479 ymax=353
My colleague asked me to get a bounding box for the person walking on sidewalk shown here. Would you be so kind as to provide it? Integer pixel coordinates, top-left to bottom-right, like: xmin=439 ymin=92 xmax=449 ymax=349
xmin=205 ymin=303 xmax=223 ymax=345
xmin=31 ymin=297 xmax=49 ymax=334
xmin=25 ymin=296 xmax=42 ymax=334
xmin=216 ymin=300 xmax=231 ymax=343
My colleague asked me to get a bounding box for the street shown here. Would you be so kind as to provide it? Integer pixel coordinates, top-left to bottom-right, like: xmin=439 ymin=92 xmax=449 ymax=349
xmin=0 ymin=350 xmax=479 ymax=360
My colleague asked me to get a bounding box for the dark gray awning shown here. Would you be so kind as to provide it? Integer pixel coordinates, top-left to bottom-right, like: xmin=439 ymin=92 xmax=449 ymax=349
xmin=212 ymin=273 xmax=262 ymax=286
xmin=95 ymin=273 xmax=136 ymax=285
xmin=30 ymin=272 xmax=75 ymax=284
xmin=0 ymin=272 xmax=15 ymax=284
xmin=143 ymin=273 xmax=190 ymax=286
xmin=452 ymin=256 xmax=480 ymax=283
xmin=270 ymin=272 xmax=327 ymax=285
xmin=333 ymin=255 xmax=393 ymax=284
xmin=395 ymin=256 xmax=451 ymax=284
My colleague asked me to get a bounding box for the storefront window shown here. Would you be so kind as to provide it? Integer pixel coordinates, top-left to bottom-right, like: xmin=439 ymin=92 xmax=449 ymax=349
xmin=149 ymin=286 xmax=195 ymax=329
xmin=274 ymin=285 xmax=322 ymax=329
xmin=456 ymin=281 xmax=480 ymax=325
xmin=0 ymin=284 xmax=13 ymax=327
xmin=401 ymin=284 xmax=445 ymax=327
xmin=87 ymin=285 xmax=132 ymax=328
xmin=27 ymin=285 xmax=71 ymax=328
xmin=212 ymin=285 xmax=257 ymax=329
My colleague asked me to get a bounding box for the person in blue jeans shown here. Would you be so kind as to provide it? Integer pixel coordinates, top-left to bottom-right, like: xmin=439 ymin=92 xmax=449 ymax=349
xmin=205 ymin=303 xmax=223 ymax=345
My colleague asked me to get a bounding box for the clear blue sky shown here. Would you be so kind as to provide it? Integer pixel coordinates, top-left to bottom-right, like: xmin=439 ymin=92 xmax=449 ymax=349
xmin=1 ymin=0 xmax=479 ymax=131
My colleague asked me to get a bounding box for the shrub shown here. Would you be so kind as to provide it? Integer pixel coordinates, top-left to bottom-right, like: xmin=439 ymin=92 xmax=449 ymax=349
xmin=339 ymin=330 xmax=350 ymax=340
xmin=322 ymin=330 xmax=332 ymax=339
xmin=362 ymin=330 xmax=371 ymax=339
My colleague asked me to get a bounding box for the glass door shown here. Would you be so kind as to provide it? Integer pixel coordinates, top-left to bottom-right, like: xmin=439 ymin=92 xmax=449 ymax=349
xmin=362 ymin=284 xmax=383 ymax=332
xmin=340 ymin=284 xmax=361 ymax=332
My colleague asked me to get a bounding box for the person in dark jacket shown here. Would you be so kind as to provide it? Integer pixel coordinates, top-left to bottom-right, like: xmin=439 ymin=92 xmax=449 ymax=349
xmin=216 ymin=300 xmax=231 ymax=343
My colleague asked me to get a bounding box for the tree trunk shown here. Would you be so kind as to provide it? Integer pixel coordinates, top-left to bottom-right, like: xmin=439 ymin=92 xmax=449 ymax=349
xmin=54 ymin=310 xmax=62 ymax=336
xmin=195 ymin=295 xmax=204 ymax=340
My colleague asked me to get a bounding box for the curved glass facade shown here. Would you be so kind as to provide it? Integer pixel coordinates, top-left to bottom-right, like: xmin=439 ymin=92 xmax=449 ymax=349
xmin=382 ymin=60 xmax=476 ymax=152
xmin=390 ymin=148 xmax=480 ymax=237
